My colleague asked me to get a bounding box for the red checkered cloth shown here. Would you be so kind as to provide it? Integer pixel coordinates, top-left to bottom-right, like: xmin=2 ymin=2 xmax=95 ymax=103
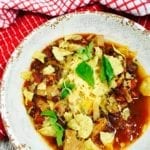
xmin=0 ymin=0 xmax=150 ymax=140
xmin=0 ymin=0 xmax=150 ymax=28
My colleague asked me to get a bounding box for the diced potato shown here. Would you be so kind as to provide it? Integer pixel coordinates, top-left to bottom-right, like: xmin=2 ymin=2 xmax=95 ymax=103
xmin=121 ymin=107 xmax=130 ymax=120
xmin=100 ymin=132 xmax=115 ymax=145
xmin=84 ymin=139 xmax=99 ymax=150
xmin=68 ymin=114 xmax=93 ymax=139
xmin=21 ymin=71 xmax=32 ymax=81
xmin=23 ymin=88 xmax=34 ymax=104
xmin=64 ymin=34 xmax=82 ymax=41
xmin=32 ymin=51 xmax=46 ymax=63
xmin=37 ymin=82 xmax=46 ymax=90
xmin=38 ymin=126 xmax=56 ymax=137
xmin=52 ymin=46 xmax=73 ymax=61
xmin=140 ymin=76 xmax=150 ymax=96
xmin=37 ymin=82 xmax=47 ymax=96
xmin=43 ymin=65 xmax=55 ymax=75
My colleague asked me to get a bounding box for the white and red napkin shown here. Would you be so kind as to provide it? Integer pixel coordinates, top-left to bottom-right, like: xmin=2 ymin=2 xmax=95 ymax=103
xmin=0 ymin=0 xmax=149 ymax=28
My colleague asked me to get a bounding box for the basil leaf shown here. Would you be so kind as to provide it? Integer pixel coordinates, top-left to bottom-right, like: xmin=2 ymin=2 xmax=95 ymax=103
xmin=53 ymin=123 xmax=64 ymax=146
xmin=78 ymin=42 xmax=93 ymax=61
xmin=100 ymin=55 xmax=115 ymax=84
xmin=76 ymin=61 xmax=94 ymax=87
xmin=62 ymin=81 xmax=75 ymax=90
xmin=60 ymin=88 xmax=70 ymax=99
xmin=41 ymin=110 xmax=58 ymax=123
xmin=61 ymin=81 xmax=75 ymax=99
xmin=41 ymin=110 xmax=64 ymax=146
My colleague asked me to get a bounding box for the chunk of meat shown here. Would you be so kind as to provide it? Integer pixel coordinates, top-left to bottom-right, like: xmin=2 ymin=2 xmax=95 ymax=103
xmin=45 ymin=74 xmax=57 ymax=86
xmin=114 ymin=87 xmax=133 ymax=103
xmin=126 ymin=59 xmax=137 ymax=74
xmin=33 ymin=109 xmax=44 ymax=125
xmin=30 ymin=59 xmax=45 ymax=71
xmin=32 ymin=72 xmax=43 ymax=83
xmin=130 ymin=79 xmax=137 ymax=90
xmin=43 ymin=46 xmax=53 ymax=59
xmin=34 ymin=115 xmax=44 ymax=124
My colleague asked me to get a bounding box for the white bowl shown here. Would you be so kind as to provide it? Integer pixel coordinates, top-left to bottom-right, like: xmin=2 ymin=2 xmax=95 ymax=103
xmin=1 ymin=12 xmax=150 ymax=150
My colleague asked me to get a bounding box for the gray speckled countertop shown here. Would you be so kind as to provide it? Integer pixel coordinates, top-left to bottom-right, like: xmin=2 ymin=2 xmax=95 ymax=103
xmin=0 ymin=141 xmax=14 ymax=150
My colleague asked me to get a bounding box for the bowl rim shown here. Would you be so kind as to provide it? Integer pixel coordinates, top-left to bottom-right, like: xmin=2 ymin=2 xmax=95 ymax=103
xmin=0 ymin=11 xmax=150 ymax=149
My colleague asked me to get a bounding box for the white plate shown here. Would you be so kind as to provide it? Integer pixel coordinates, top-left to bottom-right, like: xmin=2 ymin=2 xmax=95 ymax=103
xmin=1 ymin=12 xmax=150 ymax=150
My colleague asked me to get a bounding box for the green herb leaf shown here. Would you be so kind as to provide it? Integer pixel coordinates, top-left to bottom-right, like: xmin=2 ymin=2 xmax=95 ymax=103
xmin=61 ymin=81 xmax=75 ymax=90
xmin=76 ymin=61 xmax=94 ymax=87
xmin=53 ymin=123 xmax=64 ymax=146
xmin=41 ymin=110 xmax=57 ymax=123
xmin=41 ymin=110 xmax=64 ymax=146
xmin=103 ymin=56 xmax=114 ymax=83
xmin=61 ymin=88 xmax=70 ymax=99
xmin=100 ymin=55 xmax=115 ymax=84
xmin=60 ymin=81 xmax=75 ymax=99
xmin=78 ymin=42 xmax=93 ymax=61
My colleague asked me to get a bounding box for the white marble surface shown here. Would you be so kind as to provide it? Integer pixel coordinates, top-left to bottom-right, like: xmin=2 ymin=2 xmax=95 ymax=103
xmin=0 ymin=141 xmax=14 ymax=150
